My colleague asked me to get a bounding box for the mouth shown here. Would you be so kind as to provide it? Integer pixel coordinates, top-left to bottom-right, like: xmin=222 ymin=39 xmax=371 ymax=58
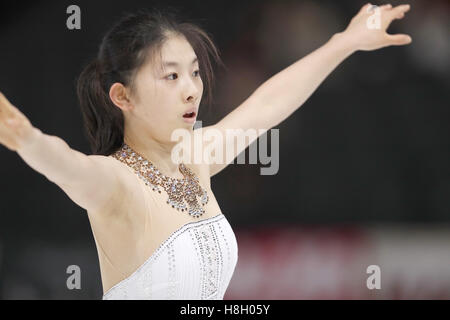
xmin=182 ymin=111 xmax=196 ymax=119
xmin=182 ymin=108 xmax=197 ymax=123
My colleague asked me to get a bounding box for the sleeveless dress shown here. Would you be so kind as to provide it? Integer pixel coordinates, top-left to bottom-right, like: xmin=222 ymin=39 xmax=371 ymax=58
xmin=102 ymin=158 xmax=239 ymax=300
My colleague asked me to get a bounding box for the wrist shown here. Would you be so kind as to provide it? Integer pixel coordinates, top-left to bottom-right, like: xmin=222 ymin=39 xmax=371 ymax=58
xmin=17 ymin=126 xmax=43 ymax=154
xmin=330 ymin=32 xmax=359 ymax=56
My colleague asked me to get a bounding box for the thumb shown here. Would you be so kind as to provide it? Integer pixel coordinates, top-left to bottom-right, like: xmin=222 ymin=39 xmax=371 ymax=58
xmin=386 ymin=33 xmax=412 ymax=46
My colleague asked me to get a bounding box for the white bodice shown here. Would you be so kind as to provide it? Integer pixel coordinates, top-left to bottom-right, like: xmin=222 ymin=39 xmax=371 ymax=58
xmin=102 ymin=213 xmax=238 ymax=300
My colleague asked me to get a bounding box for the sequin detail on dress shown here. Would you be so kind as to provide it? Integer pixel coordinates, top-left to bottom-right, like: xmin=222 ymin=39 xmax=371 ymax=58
xmin=193 ymin=223 xmax=222 ymax=299
xmin=102 ymin=214 xmax=238 ymax=300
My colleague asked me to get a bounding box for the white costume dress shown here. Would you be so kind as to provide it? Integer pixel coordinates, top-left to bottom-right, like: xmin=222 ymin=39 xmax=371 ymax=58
xmin=102 ymin=213 xmax=238 ymax=300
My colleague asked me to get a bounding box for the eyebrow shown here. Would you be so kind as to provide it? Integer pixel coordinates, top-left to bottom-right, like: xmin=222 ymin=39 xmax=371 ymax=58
xmin=162 ymin=57 xmax=198 ymax=68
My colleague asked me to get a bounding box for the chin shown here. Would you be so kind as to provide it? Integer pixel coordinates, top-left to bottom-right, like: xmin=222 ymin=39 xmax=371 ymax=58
xmin=181 ymin=120 xmax=197 ymax=129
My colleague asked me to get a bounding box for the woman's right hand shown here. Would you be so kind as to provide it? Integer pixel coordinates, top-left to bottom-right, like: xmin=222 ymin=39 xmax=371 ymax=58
xmin=0 ymin=92 xmax=37 ymax=152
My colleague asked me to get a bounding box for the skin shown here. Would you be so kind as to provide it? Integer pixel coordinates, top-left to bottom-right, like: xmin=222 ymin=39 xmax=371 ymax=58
xmin=0 ymin=3 xmax=412 ymax=175
xmin=0 ymin=2 xmax=413 ymax=294
xmin=109 ymin=32 xmax=204 ymax=178
xmin=0 ymin=2 xmax=413 ymax=217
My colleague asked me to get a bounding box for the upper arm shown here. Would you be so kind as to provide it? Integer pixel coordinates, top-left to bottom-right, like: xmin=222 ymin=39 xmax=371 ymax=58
xmin=58 ymin=155 xmax=125 ymax=215
xmin=203 ymin=94 xmax=271 ymax=177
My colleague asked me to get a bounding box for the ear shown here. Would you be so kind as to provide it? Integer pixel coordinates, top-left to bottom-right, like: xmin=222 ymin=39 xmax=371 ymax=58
xmin=109 ymin=82 xmax=134 ymax=111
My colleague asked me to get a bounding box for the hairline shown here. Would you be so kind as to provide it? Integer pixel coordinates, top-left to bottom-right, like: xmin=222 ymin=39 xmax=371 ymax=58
xmin=126 ymin=32 xmax=200 ymax=100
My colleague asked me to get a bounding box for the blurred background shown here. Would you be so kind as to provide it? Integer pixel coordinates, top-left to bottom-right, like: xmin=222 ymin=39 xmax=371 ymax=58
xmin=0 ymin=0 xmax=449 ymax=299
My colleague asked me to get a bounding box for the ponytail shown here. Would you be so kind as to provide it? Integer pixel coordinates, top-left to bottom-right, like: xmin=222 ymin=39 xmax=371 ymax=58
xmin=76 ymin=59 xmax=124 ymax=155
xmin=76 ymin=8 xmax=223 ymax=155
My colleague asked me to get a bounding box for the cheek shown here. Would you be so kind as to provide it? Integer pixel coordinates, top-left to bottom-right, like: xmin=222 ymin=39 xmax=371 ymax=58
xmin=140 ymin=97 xmax=172 ymax=122
xmin=135 ymin=84 xmax=161 ymax=117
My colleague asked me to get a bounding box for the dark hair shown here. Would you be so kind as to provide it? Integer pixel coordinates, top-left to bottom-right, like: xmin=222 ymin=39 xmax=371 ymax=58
xmin=77 ymin=7 xmax=224 ymax=155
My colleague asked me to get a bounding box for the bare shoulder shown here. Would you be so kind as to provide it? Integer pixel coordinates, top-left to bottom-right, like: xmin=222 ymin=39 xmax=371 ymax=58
xmin=86 ymin=155 xmax=129 ymax=188
xmin=83 ymin=154 xmax=136 ymax=217
xmin=87 ymin=154 xmax=120 ymax=166
xmin=87 ymin=154 xmax=132 ymax=179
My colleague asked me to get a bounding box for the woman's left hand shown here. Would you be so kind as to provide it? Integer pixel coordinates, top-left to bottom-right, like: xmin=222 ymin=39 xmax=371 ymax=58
xmin=341 ymin=3 xmax=412 ymax=51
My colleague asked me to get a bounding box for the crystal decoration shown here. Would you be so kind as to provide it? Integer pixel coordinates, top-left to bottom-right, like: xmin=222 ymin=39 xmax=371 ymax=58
xmin=111 ymin=143 xmax=209 ymax=218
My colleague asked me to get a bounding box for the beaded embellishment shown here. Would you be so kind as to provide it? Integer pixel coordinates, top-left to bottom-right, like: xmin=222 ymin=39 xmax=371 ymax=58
xmin=111 ymin=143 xmax=209 ymax=217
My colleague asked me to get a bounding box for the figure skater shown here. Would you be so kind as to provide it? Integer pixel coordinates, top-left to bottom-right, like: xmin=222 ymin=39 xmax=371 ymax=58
xmin=0 ymin=3 xmax=411 ymax=299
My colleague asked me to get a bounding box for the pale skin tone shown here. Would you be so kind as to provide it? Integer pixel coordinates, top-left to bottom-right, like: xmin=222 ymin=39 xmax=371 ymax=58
xmin=111 ymin=34 xmax=204 ymax=178
xmin=0 ymin=3 xmax=411 ymax=292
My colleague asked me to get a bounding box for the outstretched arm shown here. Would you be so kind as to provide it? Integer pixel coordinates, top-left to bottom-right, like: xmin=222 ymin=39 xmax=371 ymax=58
xmin=206 ymin=3 xmax=411 ymax=177
xmin=0 ymin=92 xmax=125 ymax=216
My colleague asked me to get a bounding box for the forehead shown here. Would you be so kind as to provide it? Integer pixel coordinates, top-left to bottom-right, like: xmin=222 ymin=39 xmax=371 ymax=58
xmin=137 ymin=35 xmax=199 ymax=80
xmin=160 ymin=35 xmax=195 ymax=58
xmin=157 ymin=36 xmax=198 ymax=69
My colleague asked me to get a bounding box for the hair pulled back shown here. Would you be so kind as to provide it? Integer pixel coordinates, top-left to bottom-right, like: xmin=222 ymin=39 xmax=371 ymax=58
xmin=77 ymin=7 xmax=223 ymax=155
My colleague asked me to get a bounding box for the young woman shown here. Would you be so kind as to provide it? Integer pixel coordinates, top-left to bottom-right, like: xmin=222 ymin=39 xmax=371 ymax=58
xmin=0 ymin=3 xmax=411 ymax=299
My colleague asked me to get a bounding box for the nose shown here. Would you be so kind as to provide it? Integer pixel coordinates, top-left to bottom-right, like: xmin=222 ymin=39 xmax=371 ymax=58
xmin=186 ymin=94 xmax=197 ymax=103
xmin=184 ymin=79 xmax=200 ymax=104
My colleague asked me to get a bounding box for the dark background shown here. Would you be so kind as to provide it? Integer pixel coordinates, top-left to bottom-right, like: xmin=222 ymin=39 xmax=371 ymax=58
xmin=0 ymin=0 xmax=448 ymax=299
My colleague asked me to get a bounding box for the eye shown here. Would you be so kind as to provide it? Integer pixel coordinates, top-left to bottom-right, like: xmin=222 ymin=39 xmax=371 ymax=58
xmin=193 ymin=70 xmax=200 ymax=77
xmin=167 ymin=73 xmax=178 ymax=80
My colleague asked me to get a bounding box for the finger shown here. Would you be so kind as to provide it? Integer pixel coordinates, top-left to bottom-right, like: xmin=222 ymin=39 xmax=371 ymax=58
xmin=396 ymin=4 xmax=411 ymax=12
xmin=386 ymin=33 xmax=412 ymax=46
xmin=388 ymin=4 xmax=411 ymax=20
xmin=380 ymin=4 xmax=392 ymax=10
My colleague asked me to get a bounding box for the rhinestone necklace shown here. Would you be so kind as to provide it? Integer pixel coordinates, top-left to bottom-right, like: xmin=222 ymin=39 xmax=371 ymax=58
xmin=111 ymin=143 xmax=209 ymax=218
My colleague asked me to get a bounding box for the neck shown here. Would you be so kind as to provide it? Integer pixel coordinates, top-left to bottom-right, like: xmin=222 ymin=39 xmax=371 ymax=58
xmin=123 ymin=130 xmax=182 ymax=179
